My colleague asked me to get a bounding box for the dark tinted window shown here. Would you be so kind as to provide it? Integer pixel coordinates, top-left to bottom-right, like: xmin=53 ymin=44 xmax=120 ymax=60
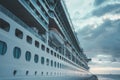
xmin=51 ymin=60 xmax=53 ymax=67
xmin=46 ymin=58 xmax=49 ymax=66
xmin=57 ymin=63 xmax=59 ymax=68
xmin=41 ymin=44 xmax=45 ymax=51
xmin=13 ymin=47 xmax=21 ymax=59
xmin=34 ymin=54 xmax=39 ymax=63
xmin=15 ymin=29 xmax=23 ymax=39
xmin=35 ymin=40 xmax=39 ymax=48
xmin=46 ymin=48 xmax=49 ymax=53
xmin=0 ymin=40 xmax=7 ymax=55
xmin=26 ymin=36 xmax=32 ymax=44
xmin=0 ymin=19 xmax=10 ymax=32
xmin=41 ymin=57 xmax=44 ymax=64
xmin=54 ymin=52 xmax=56 ymax=57
xmin=25 ymin=51 xmax=31 ymax=61
xmin=54 ymin=61 xmax=56 ymax=68
xmin=51 ymin=50 xmax=53 ymax=55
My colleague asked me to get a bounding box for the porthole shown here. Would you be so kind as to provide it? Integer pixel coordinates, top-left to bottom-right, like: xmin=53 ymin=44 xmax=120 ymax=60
xmin=26 ymin=71 xmax=29 ymax=75
xmin=26 ymin=35 xmax=32 ymax=44
xmin=15 ymin=29 xmax=23 ymax=39
xmin=57 ymin=63 xmax=59 ymax=68
xmin=13 ymin=47 xmax=21 ymax=59
xmin=41 ymin=57 xmax=44 ymax=64
xmin=35 ymin=40 xmax=39 ymax=48
xmin=0 ymin=18 xmax=10 ymax=32
xmin=34 ymin=54 xmax=39 ymax=63
xmin=35 ymin=71 xmax=37 ymax=75
xmin=57 ymin=54 xmax=59 ymax=58
xmin=46 ymin=58 xmax=49 ymax=66
xmin=54 ymin=61 xmax=56 ymax=68
xmin=51 ymin=50 xmax=53 ymax=55
xmin=60 ymin=56 xmax=61 ymax=59
xmin=13 ymin=70 xmax=17 ymax=76
xmin=51 ymin=60 xmax=53 ymax=67
xmin=41 ymin=44 xmax=45 ymax=51
xmin=0 ymin=40 xmax=7 ymax=55
xmin=41 ymin=72 xmax=43 ymax=75
xmin=54 ymin=52 xmax=56 ymax=57
xmin=46 ymin=48 xmax=49 ymax=53
xmin=25 ymin=51 xmax=31 ymax=61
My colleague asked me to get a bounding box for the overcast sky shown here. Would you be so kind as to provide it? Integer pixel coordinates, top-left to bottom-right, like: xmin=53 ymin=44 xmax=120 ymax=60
xmin=65 ymin=0 xmax=120 ymax=74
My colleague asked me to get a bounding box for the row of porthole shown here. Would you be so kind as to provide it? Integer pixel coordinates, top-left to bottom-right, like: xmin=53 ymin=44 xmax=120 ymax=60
xmin=0 ymin=18 xmax=78 ymax=68
xmin=13 ymin=46 xmax=62 ymax=69
xmin=13 ymin=70 xmax=62 ymax=76
xmin=0 ymin=18 xmax=84 ymax=70
xmin=0 ymin=40 xmax=78 ymax=72
xmin=0 ymin=39 xmax=81 ymax=71
xmin=0 ymin=39 xmax=62 ymax=68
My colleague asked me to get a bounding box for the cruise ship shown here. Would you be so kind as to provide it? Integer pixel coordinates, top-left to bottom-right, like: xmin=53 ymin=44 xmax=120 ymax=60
xmin=0 ymin=0 xmax=97 ymax=80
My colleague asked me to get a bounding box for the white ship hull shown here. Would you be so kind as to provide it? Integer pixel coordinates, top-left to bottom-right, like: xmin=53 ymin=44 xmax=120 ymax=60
xmin=0 ymin=0 xmax=97 ymax=80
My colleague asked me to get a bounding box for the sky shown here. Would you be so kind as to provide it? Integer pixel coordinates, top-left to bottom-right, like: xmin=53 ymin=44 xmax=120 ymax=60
xmin=65 ymin=0 xmax=120 ymax=74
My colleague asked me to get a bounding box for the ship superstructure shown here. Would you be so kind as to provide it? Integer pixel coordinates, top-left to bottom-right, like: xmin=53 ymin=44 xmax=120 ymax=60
xmin=0 ymin=0 xmax=92 ymax=80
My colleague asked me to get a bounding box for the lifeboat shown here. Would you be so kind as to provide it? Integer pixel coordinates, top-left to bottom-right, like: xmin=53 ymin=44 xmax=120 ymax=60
xmin=49 ymin=28 xmax=64 ymax=46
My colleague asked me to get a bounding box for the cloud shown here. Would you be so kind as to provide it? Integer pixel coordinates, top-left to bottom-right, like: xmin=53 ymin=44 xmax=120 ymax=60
xmin=94 ymin=0 xmax=106 ymax=6
xmin=92 ymin=3 xmax=120 ymax=17
xmin=77 ymin=19 xmax=120 ymax=61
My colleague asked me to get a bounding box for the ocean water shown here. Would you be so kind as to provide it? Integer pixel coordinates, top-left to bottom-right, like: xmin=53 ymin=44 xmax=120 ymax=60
xmin=97 ymin=75 xmax=120 ymax=80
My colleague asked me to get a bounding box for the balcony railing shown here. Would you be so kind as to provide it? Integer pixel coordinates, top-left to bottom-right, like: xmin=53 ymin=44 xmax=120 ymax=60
xmin=0 ymin=5 xmax=46 ymax=42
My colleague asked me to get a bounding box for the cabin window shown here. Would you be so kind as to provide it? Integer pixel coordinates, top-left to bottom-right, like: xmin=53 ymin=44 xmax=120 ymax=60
xmin=60 ymin=56 xmax=61 ymax=59
xmin=35 ymin=40 xmax=39 ymax=48
xmin=35 ymin=71 xmax=37 ymax=75
xmin=60 ymin=63 xmax=61 ymax=68
xmin=0 ymin=40 xmax=7 ymax=55
xmin=46 ymin=48 xmax=49 ymax=53
xmin=54 ymin=52 xmax=56 ymax=57
xmin=41 ymin=44 xmax=45 ymax=51
xmin=26 ymin=36 xmax=32 ymax=44
xmin=25 ymin=51 xmax=31 ymax=61
xmin=51 ymin=50 xmax=53 ymax=55
xmin=51 ymin=60 xmax=53 ymax=67
xmin=13 ymin=47 xmax=21 ymax=59
xmin=54 ymin=61 xmax=56 ymax=68
xmin=0 ymin=19 xmax=10 ymax=32
xmin=41 ymin=57 xmax=44 ymax=64
xmin=57 ymin=54 xmax=59 ymax=58
xmin=41 ymin=72 xmax=43 ymax=75
xmin=46 ymin=58 xmax=49 ymax=66
xmin=34 ymin=54 xmax=39 ymax=63
xmin=57 ymin=63 xmax=59 ymax=68
xmin=15 ymin=29 xmax=23 ymax=39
